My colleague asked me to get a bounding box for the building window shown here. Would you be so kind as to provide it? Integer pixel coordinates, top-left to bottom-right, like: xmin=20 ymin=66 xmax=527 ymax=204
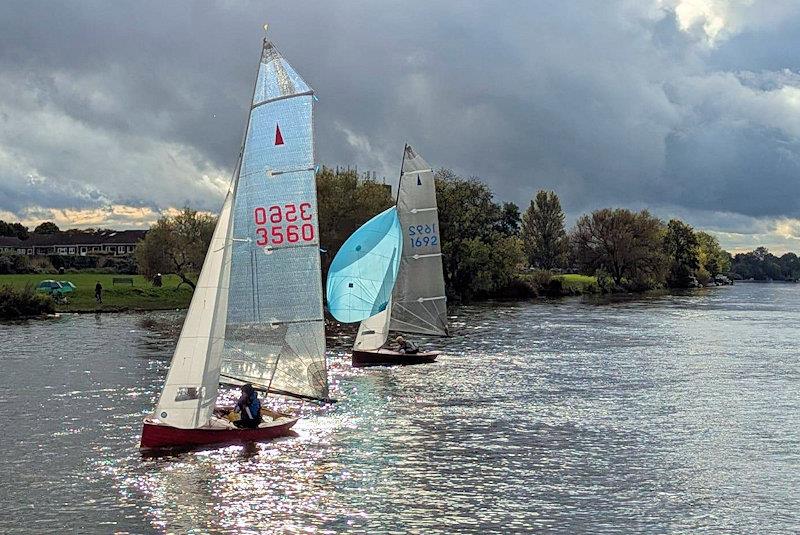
xmin=68 ymin=247 xmax=75 ymax=254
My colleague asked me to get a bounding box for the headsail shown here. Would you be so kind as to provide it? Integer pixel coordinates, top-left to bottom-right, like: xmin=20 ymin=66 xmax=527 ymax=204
xmin=390 ymin=145 xmax=448 ymax=336
xmin=353 ymin=295 xmax=392 ymax=351
xmin=326 ymin=207 xmax=402 ymax=324
xmin=220 ymin=39 xmax=329 ymax=402
xmin=154 ymin=190 xmax=234 ymax=429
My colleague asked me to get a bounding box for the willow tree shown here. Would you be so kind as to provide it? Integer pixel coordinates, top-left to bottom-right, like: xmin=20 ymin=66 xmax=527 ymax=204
xmin=135 ymin=208 xmax=216 ymax=290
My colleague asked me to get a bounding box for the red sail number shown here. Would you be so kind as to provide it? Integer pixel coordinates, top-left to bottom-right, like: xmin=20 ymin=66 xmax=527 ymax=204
xmin=253 ymin=203 xmax=315 ymax=246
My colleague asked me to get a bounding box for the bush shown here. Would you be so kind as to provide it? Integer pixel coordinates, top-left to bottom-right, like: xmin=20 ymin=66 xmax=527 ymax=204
xmin=0 ymin=284 xmax=55 ymax=318
xmin=0 ymin=253 xmax=33 ymax=274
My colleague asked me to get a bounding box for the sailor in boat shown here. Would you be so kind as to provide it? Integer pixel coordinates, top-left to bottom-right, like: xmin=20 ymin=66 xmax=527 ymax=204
xmin=394 ymin=335 xmax=419 ymax=354
xmin=233 ymin=383 xmax=262 ymax=429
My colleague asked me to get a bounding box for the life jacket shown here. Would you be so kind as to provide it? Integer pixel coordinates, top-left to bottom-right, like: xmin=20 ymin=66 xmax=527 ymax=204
xmin=243 ymin=393 xmax=262 ymax=422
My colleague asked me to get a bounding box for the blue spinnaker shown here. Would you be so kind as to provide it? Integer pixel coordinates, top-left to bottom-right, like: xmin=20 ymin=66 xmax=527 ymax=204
xmin=326 ymin=206 xmax=403 ymax=323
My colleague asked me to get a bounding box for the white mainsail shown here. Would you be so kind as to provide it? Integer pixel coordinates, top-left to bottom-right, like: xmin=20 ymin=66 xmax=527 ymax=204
xmin=153 ymin=35 xmax=328 ymax=432
xmin=220 ymin=39 xmax=329 ymax=401
xmin=389 ymin=145 xmax=448 ymax=336
xmin=154 ymin=190 xmax=234 ymax=429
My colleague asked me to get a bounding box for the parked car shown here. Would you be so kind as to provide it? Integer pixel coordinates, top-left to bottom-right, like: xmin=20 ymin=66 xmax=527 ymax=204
xmin=36 ymin=280 xmax=64 ymax=295
xmin=58 ymin=281 xmax=77 ymax=293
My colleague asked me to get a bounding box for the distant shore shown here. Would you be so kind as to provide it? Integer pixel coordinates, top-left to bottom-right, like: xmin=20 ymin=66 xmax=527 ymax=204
xmin=0 ymin=273 xmax=193 ymax=315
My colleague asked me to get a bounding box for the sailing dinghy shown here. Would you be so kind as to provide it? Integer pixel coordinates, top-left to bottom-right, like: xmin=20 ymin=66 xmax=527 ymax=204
xmin=141 ymin=32 xmax=329 ymax=449
xmin=326 ymin=145 xmax=448 ymax=367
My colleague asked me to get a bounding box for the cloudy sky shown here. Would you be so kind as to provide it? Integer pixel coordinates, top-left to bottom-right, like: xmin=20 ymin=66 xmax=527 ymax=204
xmin=1 ymin=1 xmax=800 ymax=252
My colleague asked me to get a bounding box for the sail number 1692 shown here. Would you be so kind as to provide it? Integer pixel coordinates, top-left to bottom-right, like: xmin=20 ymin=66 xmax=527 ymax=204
xmin=253 ymin=203 xmax=314 ymax=245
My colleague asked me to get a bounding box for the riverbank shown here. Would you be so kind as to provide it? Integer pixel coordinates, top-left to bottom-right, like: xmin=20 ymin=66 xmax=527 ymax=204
xmin=0 ymin=273 xmax=193 ymax=313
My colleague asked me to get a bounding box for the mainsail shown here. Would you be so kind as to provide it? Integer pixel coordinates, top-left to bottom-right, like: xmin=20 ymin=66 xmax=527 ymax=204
xmin=326 ymin=207 xmax=403 ymax=324
xmin=154 ymin=190 xmax=234 ymax=429
xmin=389 ymin=145 xmax=448 ymax=336
xmin=219 ymin=39 xmax=329 ymax=401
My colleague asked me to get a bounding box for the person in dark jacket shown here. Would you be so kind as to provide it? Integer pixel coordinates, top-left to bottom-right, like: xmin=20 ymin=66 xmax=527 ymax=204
xmin=395 ymin=335 xmax=419 ymax=354
xmin=234 ymin=383 xmax=262 ymax=429
xmin=94 ymin=282 xmax=102 ymax=303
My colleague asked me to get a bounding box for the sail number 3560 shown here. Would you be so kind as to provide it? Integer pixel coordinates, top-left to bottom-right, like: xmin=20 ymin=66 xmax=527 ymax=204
xmin=253 ymin=203 xmax=314 ymax=245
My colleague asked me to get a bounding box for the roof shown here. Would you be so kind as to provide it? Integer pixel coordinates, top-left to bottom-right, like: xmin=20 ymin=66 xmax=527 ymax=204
xmin=0 ymin=229 xmax=147 ymax=248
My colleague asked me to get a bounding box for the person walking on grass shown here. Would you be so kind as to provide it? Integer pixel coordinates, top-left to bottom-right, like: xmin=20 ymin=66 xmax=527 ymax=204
xmin=95 ymin=281 xmax=102 ymax=303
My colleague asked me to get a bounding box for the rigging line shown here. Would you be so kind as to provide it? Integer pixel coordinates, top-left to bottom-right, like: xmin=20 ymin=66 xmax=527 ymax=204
xmin=251 ymin=90 xmax=314 ymax=110
xmin=220 ymin=374 xmax=335 ymax=403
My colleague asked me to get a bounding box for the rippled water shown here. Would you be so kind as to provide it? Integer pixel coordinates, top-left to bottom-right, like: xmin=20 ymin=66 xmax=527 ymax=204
xmin=2 ymin=283 xmax=799 ymax=533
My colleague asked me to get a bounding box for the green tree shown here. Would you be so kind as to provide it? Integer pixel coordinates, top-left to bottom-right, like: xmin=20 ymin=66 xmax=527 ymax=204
xmin=498 ymin=202 xmax=521 ymax=236
xmin=435 ymin=169 xmax=524 ymax=301
xmin=663 ymin=219 xmax=700 ymax=288
xmin=135 ymin=208 xmax=216 ymax=290
xmin=520 ymin=190 xmax=568 ymax=270
xmin=33 ymin=221 xmax=60 ymax=234
xmin=695 ymin=231 xmax=731 ymax=277
xmin=0 ymin=221 xmax=28 ymax=240
xmin=316 ymin=167 xmax=394 ymax=281
xmin=571 ymin=208 xmax=667 ymax=289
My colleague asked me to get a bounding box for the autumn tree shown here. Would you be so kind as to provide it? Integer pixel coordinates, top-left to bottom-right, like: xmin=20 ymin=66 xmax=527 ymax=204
xmin=695 ymin=231 xmax=731 ymax=280
xmin=571 ymin=208 xmax=667 ymax=289
xmin=135 ymin=208 xmax=216 ymax=289
xmin=521 ymin=190 xmax=568 ymax=270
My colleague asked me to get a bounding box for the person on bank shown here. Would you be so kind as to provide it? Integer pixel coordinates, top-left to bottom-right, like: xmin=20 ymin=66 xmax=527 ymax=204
xmin=234 ymin=383 xmax=262 ymax=428
xmin=94 ymin=281 xmax=102 ymax=303
xmin=395 ymin=335 xmax=419 ymax=354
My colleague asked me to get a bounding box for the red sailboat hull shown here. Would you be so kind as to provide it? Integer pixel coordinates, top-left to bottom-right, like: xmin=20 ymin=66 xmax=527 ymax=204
xmin=352 ymin=349 xmax=440 ymax=368
xmin=140 ymin=417 xmax=299 ymax=450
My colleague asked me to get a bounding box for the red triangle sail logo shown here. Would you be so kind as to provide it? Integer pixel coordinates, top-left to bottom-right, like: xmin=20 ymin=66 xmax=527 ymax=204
xmin=275 ymin=124 xmax=284 ymax=146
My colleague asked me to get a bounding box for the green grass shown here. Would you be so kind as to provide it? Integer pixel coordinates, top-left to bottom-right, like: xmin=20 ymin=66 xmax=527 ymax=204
xmin=0 ymin=273 xmax=193 ymax=312
xmin=554 ymin=273 xmax=599 ymax=294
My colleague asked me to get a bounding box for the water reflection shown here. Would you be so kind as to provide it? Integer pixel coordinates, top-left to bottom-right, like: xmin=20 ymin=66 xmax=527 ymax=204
xmin=0 ymin=284 xmax=799 ymax=533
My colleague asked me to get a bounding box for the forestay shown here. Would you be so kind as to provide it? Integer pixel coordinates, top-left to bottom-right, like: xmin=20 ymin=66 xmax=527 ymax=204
xmin=390 ymin=145 xmax=448 ymax=336
xmin=220 ymin=40 xmax=329 ymax=402
xmin=326 ymin=207 xmax=403 ymax=324
xmin=154 ymin=191 xmax=234 ymax=429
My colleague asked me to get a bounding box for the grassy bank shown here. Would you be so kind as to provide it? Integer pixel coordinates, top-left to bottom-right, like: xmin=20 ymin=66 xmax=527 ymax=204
xmin=0 ymin=274 xmax=193 ymax=313
xmin=511 ymin=271 xmax=600 ymax=297
xmin=554 ymin=274 xmax=600 ymax=295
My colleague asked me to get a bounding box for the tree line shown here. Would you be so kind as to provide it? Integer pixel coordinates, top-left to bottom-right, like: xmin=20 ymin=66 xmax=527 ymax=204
xmin=122 ymin=168 xmax=742 ymax=299
xmin=10 ymin=167 xmax=795 ymax=299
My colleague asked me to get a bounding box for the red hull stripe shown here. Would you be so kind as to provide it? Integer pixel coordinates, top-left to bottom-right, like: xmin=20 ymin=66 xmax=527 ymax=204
xmin=140 ymin=418 xmax=298 ymax=449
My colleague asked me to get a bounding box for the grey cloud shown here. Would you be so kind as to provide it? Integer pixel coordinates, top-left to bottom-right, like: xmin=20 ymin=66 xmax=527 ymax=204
xmin=0 ymin=0 xmax=799 ymax=248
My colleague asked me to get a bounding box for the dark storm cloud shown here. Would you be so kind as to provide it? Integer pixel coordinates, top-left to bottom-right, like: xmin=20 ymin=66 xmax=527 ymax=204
xmin=1 ymin=0 xmax=800 ymax=248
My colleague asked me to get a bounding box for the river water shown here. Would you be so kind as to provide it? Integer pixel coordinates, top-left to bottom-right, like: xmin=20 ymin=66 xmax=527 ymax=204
xmin=1 ymin=283 xmax=799 ymax=534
